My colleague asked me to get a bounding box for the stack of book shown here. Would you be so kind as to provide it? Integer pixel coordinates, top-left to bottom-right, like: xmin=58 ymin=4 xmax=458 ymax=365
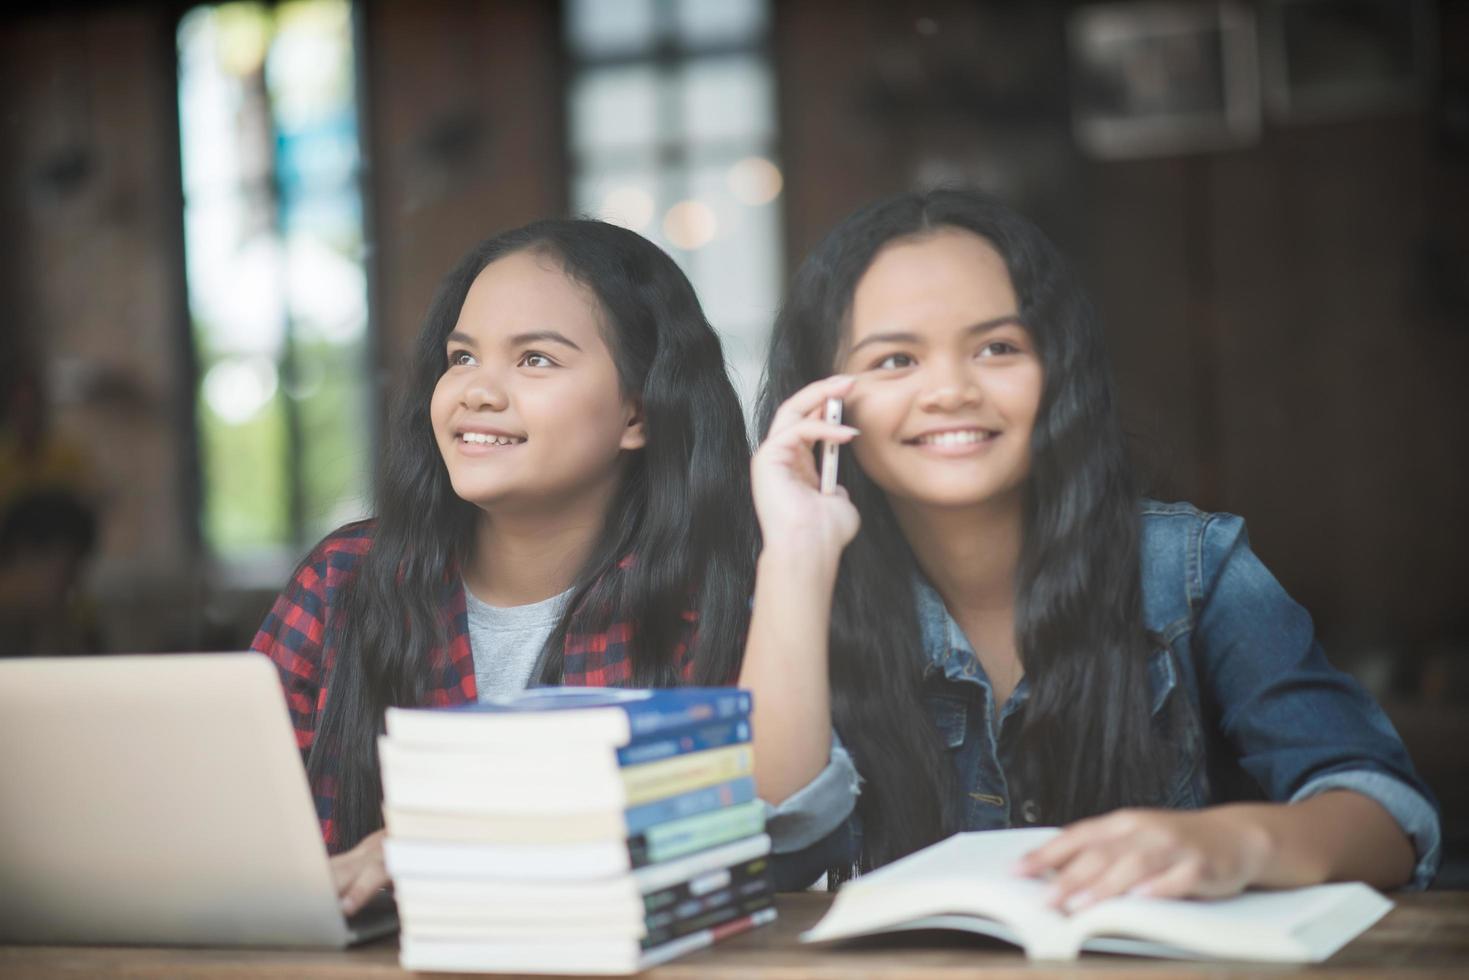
xmin=378 ymin=687 xmax=775 ymax=974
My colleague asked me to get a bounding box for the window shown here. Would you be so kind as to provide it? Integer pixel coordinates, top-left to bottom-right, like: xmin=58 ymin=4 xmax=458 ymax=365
xmin=564 ymin=0 xmax=783 ymax=421
xmin=177 ymin=0 xmax=370 ymax=577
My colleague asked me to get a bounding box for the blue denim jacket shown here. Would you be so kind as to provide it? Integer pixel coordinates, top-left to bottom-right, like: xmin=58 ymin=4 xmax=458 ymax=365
xmin=764 ymin=500 xmax=1442 ymax=891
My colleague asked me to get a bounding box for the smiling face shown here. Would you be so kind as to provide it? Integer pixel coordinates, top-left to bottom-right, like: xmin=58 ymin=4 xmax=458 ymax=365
xmin=839 ymin=228 xmax=1044 ymax=515
xmin=429 ymin=249 xmax=645 ymax=514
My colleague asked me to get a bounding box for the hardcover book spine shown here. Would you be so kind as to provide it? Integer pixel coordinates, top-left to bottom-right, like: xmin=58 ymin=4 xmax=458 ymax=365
xmin=615 ymin=718 xmax=751 ymax=767
xmin=623 ymin=776 xmax=756 ymax=836
xmin=632 ymin=799 xmax=766 ymax=867
xmin=636 ymin=906 xmax=778 ymax=972
xmin=624 ymin=689 xmax=752 ymax=740
xmin=641 ymin=857 xmax=770 ymax=917
xmin=621 ymin=745 xmax=755 ymax=806
xmin=641 ymin=892 xmax=776 ymax=950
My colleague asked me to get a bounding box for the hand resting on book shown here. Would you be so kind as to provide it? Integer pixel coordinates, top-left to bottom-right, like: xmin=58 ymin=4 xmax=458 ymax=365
xmin=1013 ymin=807 xmax=1270 ymax=914
xmin=332 ymin=828 xmax=391 ymax=916
xmin=1014 ymin=791 xmax=1416 ymax=914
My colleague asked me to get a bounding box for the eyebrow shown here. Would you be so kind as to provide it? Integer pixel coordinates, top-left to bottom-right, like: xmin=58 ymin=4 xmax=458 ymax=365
xmin=847 ymin=314 xmax=1024 ymax=356
xmin=447 ymin=330 xmax=584 ymax=352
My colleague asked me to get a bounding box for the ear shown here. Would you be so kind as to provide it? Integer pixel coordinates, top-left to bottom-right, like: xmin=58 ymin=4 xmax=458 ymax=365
xmin=619 ymin=397 xmax=647 ymax=451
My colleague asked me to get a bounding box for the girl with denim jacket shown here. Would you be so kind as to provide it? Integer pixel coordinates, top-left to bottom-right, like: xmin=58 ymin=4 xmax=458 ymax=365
xmin=743 ymin=189 xmax=1440 ymax=903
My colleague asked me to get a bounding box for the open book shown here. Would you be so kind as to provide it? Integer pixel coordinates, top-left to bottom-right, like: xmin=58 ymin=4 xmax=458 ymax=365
xmin=801 ymin=828 xmax=1393 ymax=962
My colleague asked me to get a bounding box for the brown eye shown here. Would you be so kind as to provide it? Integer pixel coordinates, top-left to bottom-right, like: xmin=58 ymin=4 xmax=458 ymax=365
xmin=874 ymin=352 xmax=915 ymax=370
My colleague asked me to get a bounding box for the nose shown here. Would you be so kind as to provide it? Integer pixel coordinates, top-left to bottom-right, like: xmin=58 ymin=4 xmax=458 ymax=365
xmin=916 ymin=361 xmax=981 ymax=413
xmin=461 ymin=368 xmax=509 ymax=412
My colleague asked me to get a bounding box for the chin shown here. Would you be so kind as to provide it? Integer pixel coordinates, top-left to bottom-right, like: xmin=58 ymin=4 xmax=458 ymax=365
xmin=882 ymin=476 xmax=1022 ymax=512
xmin=448 ymin=479 xmax=515 ymax=508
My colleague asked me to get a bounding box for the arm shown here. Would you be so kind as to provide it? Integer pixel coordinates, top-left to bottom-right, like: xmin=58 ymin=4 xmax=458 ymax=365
xmin=1017 ymin=791 xmax=1414 ymax=912
xmin=1019 ymin=513 xmax=1436 ymax=908
xmin=1234 ymin=790 xmax=1414 ymax=888
xmin=740 ymin=375 xmax=860 ymax=805
xmin=252 ymin=532 xmax=388 ymax=915
xmin=251 ymin=555 xmax=329 ymax=757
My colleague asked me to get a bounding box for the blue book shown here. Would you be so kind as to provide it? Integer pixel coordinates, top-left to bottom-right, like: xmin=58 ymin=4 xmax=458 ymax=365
xmin=616 ymin=718 xmax=750 ymax=768
xmin=623 ymin=775 xmax=758 ymax=836
xmin=384 ymin=687 xmax=752 ymax=748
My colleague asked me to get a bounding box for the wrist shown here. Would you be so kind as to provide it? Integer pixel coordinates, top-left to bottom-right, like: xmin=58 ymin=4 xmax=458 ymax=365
xmin=1225 ymin=803 xmax=1316 ymax=888
xmin=757 ymin=542 xmax=842 ymax=582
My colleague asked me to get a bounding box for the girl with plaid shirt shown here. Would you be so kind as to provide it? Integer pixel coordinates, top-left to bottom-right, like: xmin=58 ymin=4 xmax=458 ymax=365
xmin=252 ymin=219 xmax=755 ymax=915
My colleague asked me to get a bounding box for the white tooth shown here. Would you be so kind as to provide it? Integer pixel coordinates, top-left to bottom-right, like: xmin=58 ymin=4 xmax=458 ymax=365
xmin=919 ymin=430 xmax=990 ymax=445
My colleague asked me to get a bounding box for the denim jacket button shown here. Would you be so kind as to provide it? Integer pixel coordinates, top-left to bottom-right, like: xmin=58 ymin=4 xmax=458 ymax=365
xmin=1021 ymin=799 xmax=1040 ymax=824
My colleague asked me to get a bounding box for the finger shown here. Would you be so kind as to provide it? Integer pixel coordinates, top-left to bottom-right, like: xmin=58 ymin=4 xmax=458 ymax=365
xmin=329 ymin=853 xmax=358 ymax=896
xmin=340 ymin=862 xmax=389 ymax=916
xmin=1068 ymin=846 xmax=1173 ymax=911
xmin=768 ymin=375 xmax=858 ymax=437
xmin=1045 ymin=842 xmax=1124 ymax=913
xmin=1127 ymin=853 xmax=1208 ymax=900
xmin=1015 ymin=815 xmax=1121 ymax=876
xmin=762 ymin=420 xmax=860 ymax=458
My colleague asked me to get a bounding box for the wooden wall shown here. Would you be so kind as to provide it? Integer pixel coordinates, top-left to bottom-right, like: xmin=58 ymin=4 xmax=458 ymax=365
xmin=2 ymin=0 xmax=1465 ymax=680
xmin=774 ymin=0 xmax=1469 ymax=684
xmin=0 ymin=4 xmax=199 ymax=649
xmin=0 ymin=0 xmax=565 ymax=649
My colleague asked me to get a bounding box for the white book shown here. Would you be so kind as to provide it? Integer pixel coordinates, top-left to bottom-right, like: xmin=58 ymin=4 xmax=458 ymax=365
xmin=801 ymin=829 xmax=1393 ymax=963
xmin=386 ymin=831 xmax=771 ymax=885
xmin=384 ymin=687 xmax=751 ymax=748
xmin=392 ymin=842 xmax=766 ymax=908
xmin=383 ymin=806 xmax=629 ymax=843
xmin=378 ymin=738 xmax=753 ymax=813
xmin=399 ymin=906 xmax=776 ymax=975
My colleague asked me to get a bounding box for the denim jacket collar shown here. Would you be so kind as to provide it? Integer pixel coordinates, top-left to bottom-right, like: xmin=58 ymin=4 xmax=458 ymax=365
xmin=913 ymin=574 xmax=1178 ymax=717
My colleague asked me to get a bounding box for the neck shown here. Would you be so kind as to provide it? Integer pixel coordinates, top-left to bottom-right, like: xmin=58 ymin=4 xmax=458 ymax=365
xmin=890 ymin=490 xmax=1025 ymax=619
xmin=463 ymin=481 xmax=619 ymax=607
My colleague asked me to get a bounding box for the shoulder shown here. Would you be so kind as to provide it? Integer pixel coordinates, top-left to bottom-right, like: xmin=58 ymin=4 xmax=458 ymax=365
xmin=252 ymin=521 xmax=374 ymax=667
xmin=295 ymin=519 xmax=377 ymax=583
xmin=1137 ymin=499 xmax=1250 ymax=628
xmin=305 ymin=519 xmax=377 ymax=561
xmin=270 ymin=520 xmax=379 ymax=621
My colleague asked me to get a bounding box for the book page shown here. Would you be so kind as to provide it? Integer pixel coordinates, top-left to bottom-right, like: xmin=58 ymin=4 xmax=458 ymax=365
xmin=801 ymin=829 xmax=1081 ymax=955
xmin=1071 ymin=883 xmax=1392 ymax=963
xmin=801 ymin=829 xmax=1393 ymax=964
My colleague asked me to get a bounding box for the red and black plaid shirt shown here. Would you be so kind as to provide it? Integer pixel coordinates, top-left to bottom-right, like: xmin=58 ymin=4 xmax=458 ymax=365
xmin=251 ymin=521 xmax=695 ymax=851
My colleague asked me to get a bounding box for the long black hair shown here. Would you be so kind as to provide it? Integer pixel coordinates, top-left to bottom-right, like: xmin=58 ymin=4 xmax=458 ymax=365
xmin=313 ymin=219 xmax=756 ymax=850
xmin=758 ymin=189 xmax=1166 ymax=872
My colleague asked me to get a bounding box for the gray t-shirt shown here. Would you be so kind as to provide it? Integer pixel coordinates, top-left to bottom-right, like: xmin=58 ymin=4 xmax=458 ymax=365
xmin=463 ymin=584 xmax=573 ymax=702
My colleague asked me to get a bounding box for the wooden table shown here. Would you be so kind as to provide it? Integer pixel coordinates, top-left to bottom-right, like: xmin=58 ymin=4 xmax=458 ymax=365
xmin=4 ymin=892 xmax=1469 ymax=978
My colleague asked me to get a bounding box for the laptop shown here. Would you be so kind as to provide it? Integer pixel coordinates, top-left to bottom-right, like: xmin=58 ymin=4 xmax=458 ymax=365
xmin=0 ymin=652 xmax=398 ymax=947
